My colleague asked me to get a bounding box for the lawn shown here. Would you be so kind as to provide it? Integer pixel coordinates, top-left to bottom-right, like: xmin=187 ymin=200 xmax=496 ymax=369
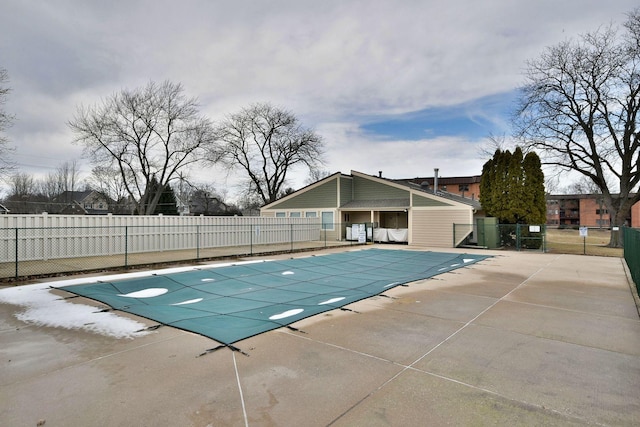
xmin=545 ymin=228 xmax=623 ymax=257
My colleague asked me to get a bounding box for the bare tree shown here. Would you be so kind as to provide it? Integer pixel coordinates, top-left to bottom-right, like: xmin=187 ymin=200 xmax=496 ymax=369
xmin=305 ymin=169 xmax=333 ymax=186
xmin=69 ymin=80 xmax=217 ymax=215
xmin=237 ymin=193 xmax=263 ymax=216
xmin=563 ymin=176 xmax=604 ymax=195
xmin=0 ymin=68 xmax=15 ymax=179
xmin=211 ymin=103 xmax=325 ymax=205
xmin=56 ymin=160 xmax=80 ymax=200
xmin=8 ymin=172 xmax=36 ymax=197
xmin=86 ymin=166 xmax=129 ymax=211
xmin=476 ymin=133 xmax=515 ymax=158
xmin=4 ymin=173 xmax=40 ymax=213
xmin=514 ymin=8 xmax=640 ymax=247
xmin=39 ymin=161 xmax=82 ymax=205
xmin=39 ymin=172 xmax=64 ymax=213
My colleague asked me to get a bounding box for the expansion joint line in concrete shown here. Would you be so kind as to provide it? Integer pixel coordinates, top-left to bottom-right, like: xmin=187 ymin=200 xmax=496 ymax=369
xmin=407 ymin=255 xmax=562 ymax=365
xmin=287 ymin=330 xmax=599 ymax=427
xmin=327 ymin=254 xmax=566 ymax=426
xmin=232 ymin=351 xmax=249 ymax=427
xmin=198 ymin=344 xmax=250 ymax=358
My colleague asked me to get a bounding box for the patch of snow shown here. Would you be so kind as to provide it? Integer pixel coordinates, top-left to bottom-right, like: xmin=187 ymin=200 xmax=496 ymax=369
xmin=269 ymin=308 xmax=304 ymax=320
xmin=171 ymin=298 xmax=203 ymax=306
xmin=118 ymin=288 xmax=168 ymax=298
xmin=0 ymin=283 xmax=149 ymax=339
xmin=318 ymin=297 xmax=345 ymax=305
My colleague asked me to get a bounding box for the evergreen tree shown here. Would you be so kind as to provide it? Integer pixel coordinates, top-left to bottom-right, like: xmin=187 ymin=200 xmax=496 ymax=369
xmin=507 ymin=147 xmax=525 ymax=223
xmin=480 ymin=148 xmax=545 ymax=224
xmin=479 ymin=156 xmax=495 ymax=217
xmin=154 ymin=183 xmax=179 ymax=216
xmin=522 ymin=152 xmax=546 ymax=224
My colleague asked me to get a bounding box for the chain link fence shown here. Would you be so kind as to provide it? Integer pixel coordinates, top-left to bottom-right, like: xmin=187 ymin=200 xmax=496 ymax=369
xmin=544 ymin=227 xmax=624 ymax=257
xmin=0 ymin=222 xmax=368 ymax=281
xmin=455 ymin=220 xmax=630 ymax=259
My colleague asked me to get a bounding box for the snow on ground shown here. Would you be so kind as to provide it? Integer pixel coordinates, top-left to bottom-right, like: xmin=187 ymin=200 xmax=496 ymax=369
xmin=0 ymin=282 xmax=150 ymax=339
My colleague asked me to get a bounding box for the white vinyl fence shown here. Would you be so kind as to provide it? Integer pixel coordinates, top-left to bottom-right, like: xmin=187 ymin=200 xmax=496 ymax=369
xmin=0 ymin=214 xmax=323 ymax=267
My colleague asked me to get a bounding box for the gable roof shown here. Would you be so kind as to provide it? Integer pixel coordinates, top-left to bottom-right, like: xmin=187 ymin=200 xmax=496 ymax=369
xmin=261 ymin=172 xmax=344 ymax=209
xmin=347 ymin=171 xmax=480 ymax=209
xmin=54 ymin=190 xmax=101 ymax=203
xmin=262 ymin=170 xmax=481 ymax=211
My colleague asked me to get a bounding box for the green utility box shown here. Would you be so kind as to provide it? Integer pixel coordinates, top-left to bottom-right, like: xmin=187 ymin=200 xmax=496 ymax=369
xmin=476 ymin=217 xmax=500 ymax=249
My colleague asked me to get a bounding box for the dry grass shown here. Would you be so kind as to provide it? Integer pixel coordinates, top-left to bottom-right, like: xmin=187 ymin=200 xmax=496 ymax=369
xmin=545 ymin=228 xmax=623 ymax=257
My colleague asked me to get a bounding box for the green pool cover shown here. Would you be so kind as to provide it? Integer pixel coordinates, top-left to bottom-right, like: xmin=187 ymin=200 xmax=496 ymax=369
xmin=58 ymin=249 xmax=489 ymax=346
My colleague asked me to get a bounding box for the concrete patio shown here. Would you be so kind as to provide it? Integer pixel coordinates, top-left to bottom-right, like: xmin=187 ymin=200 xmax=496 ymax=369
xmin=1 ymin=246 xmax=639 ymax=426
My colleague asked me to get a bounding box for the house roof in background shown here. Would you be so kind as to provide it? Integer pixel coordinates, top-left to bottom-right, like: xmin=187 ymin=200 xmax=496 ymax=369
xmin=386 ymin=177 xmax=482 ymax=209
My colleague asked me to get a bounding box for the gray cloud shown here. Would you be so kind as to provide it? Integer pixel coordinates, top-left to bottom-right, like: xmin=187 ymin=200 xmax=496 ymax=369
xmin=1 ymin=0 xmax=637 ymax=196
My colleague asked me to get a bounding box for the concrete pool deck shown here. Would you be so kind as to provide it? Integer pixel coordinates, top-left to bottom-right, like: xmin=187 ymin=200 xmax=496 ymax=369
xmin=1 ymin=246 xmax=639 ymax=426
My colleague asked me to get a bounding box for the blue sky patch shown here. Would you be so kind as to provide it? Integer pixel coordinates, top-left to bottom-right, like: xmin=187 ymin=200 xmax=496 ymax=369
xmin=360 ymin=91 xmax=517 ymax=141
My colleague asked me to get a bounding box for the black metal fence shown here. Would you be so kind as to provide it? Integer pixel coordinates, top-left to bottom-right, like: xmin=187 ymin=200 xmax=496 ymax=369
xmin=497 ymin=224 xmax=546 ymax=251
xmin=623 ymin=227 xmax=640 ymax=294
xmin=454 ymin=222 xmax=546 ymax=251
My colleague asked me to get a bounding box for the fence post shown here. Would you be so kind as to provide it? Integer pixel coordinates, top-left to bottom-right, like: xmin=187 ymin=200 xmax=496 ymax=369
xmin=14 ymin=228 xmax=18 ymax=279
xmin=324 ymin=223 xmax=327 ymax=248
xmin=290 ymin=223 xmax=294 ymax=252
xmin=196 ymin=225 xmax=200 ymax=260
xmin=124 ymin=226 xmax=128 ymax=267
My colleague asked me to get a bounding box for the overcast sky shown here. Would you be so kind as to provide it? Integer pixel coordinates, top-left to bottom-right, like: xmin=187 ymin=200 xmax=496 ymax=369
xmin=1 ymin=0 xmax=637 ymax=198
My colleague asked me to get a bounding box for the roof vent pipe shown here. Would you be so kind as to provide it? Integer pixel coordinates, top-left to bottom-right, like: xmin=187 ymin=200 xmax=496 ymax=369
xmin=433 ymin=168 xmax=439 ymax=194
xmin=378 ymin=171 xmax=382 ymax=178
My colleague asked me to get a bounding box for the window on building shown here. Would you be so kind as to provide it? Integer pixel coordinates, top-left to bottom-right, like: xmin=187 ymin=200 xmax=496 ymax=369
xmin=458 ymin=184 xmax=469 ymax=192
xmin=305 ymin=212 xmax=317 ymax=218
xmin=596 ymin=209 xmax=609 ymax=215
xmin=275 ymin=212 xmax=286 ymax=218
xmin=290 ymin=212 xmax=301 ymax=218
xmin=321 ymin=211 xmax=334 ymax=230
